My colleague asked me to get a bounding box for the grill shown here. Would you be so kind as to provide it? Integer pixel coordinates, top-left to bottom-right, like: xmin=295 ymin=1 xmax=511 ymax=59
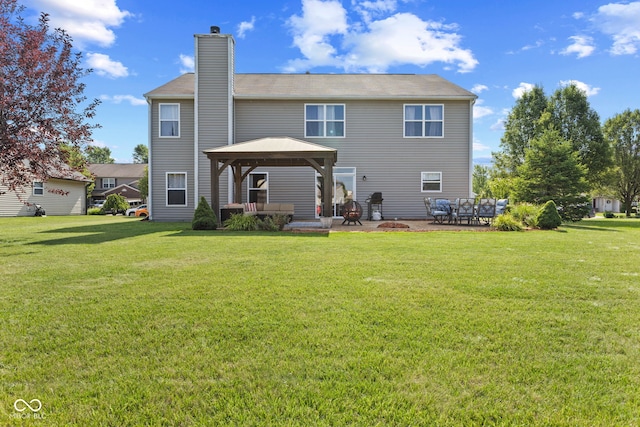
xmin=341 ymin=200 xmax=363 ymax=225
xmin=366 ymin=192 xmax=383 ymax=220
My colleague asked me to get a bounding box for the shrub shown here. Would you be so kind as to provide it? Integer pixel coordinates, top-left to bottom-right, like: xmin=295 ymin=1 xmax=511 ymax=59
xmin=536 ymin=200 xmax=562 ymax=230
xmin=103 ymin=194 xmax=129 ymax=215
xmin=604 ymin=211 xmax=615 ymax=218
xmin=223 ymin=213 xmax=258 ymax=231
xmin=260 ymin=214 xmax=289 ymax=231
xmin=494 ymin=213 xmax=523 ymax=231
xmin=192 ymin=196 xmax=217 ymax=230
xmin=87 ymin=207 xmax=104 ymax=215
xmin=510 ymin=203 xmax=540 ymax=228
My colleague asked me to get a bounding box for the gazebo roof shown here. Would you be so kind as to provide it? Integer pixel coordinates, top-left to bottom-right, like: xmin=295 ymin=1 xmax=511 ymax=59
xmin=203 ymin=136 xmax=337 ymax=167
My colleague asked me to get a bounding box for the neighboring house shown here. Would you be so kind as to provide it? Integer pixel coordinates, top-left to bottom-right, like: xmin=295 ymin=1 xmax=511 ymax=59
xmin=89 ymin=163 xmax=147 ymax=205
xmin=0 ymin=170 xmax=91 ymax=217
xmin=144 ymin=28 xmax=477 ymax=222
xmin=593 ymin=196 xmax=621 ymax=213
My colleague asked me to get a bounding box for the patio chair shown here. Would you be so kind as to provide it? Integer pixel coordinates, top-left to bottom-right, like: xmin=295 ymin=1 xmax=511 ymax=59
xmin=424 ymin=198 xmax=449 ymax=224
xmin=456 ymin=198 xmax=476 ymax=225
xmin=476 ymin=198 xmax=497 ymax=225
xmin=495 ymin=198 xmax=509 ymax=215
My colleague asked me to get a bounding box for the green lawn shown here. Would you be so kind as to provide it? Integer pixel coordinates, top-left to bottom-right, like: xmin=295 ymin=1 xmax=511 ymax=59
xmin=1 ymin=216 xmax=639 ymax=426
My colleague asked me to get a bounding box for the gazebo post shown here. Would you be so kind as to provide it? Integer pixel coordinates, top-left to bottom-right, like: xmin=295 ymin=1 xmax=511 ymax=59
xmin=232 ymin=165 xmax=243 ymax=203
xmin=210 ymin=158 xmax=221 ymax=226
xmin=323 ymin=157 xmax=333 ymax=219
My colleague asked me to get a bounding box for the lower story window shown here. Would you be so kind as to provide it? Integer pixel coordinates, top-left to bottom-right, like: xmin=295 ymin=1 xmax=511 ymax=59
xmin=421 ymin=172 xmax=442 ymax=192
xmin=167 ymin=172 xmax=187 ymax=206
xmin=248 ymin=172 xmax=268 ymax=204
xmin=33 ymin=182 xmax=44 ymax=196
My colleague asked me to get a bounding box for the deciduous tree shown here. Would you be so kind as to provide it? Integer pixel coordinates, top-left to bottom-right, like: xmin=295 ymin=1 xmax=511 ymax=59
xmin=0 ymin=0 xmax=98 ymax=195
xmin=132 ymin=144 xmax=148 ymax=164
xmin=542 ymin=84 xmax=611 ymax=185
xmin=603 ymin=109 xmax=640 ymax=217
xmin=493 ymin=85 xmax=547 ymax=175
xmin=86 ymin=146 xmax=114 ymax=164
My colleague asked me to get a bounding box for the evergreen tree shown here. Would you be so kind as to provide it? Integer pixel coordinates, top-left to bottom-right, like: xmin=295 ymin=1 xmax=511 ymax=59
xmin=192 ymin=196 xmax=217 ymax=230
xmin=513 ymin=129 xmax=590 ymax=221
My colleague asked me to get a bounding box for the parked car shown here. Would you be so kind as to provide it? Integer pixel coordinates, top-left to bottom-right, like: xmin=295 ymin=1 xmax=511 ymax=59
xmin=135 ymin=207 xmax=149 ymax=218
xmin=126 ymin=204 xmax=147 ymax=216
xmin=91 ymin=200 xmax=105 ymax=209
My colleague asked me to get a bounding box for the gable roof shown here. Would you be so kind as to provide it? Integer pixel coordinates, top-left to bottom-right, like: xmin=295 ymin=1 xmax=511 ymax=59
xmin=89 ymin=163 xmax=147 ymax=178
xmin=144 ymin=73 xmax=476 ymax=100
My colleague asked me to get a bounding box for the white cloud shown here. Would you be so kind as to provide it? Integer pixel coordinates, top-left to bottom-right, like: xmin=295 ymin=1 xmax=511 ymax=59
xmin=25 ymin=0 xmax=132 ymax=47
xmin=559 ymin=79 xmax=600 ymax=96
xmin=179 ymin=54 xmax=195 ymax=74
xmin=592 ymin=2 xmax=640 ymax=55
xmin=285 ymin=0 xmax=477 ymax=73
xmin=512 ymin=82 xmax=535 ymax=99
xmin=86 ymin=53 xmax=128 ymax=78
xmin=473 ymin=99 xmax=493 ymax=120
xmin=237 ymin=16 xmax=256 ymax=39
xmin=286 ymin=0 xmax=349 ymax=70
xmin=100 ymin=94 xmax=146 ymax=106
xmin=473 ymin=139 xmax=490 ymax=152
xmin=560 ymin=35 xmax=595 ymax=58
xmin=490 ymin=118 xmax=505 ymax=132
xmin=471 ymin=84 xmax=488 ymax=94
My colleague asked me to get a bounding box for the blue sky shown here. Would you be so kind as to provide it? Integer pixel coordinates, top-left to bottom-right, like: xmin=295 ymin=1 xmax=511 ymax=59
xmin=21 ymin=0 xmax=640 ymax=163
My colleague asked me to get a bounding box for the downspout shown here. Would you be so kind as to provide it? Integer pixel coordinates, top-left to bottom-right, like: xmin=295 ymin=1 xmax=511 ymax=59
xmin=147 ymin=97 xmax=153 ymax=220
xmin=227 ymin=36 xmax=234 ymax=204
xmin=469 ymin=98 xmax=475 ymax=198
xmin=194 ymin=36 xmax=200 ymax=207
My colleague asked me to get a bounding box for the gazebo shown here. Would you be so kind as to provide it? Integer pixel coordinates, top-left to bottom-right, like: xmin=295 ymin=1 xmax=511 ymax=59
xmin=203 ymin=137 xmax=338 ymax=225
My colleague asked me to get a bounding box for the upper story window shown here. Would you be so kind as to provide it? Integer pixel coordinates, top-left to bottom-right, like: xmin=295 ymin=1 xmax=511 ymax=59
xmin=305 ymin=104 xmax=345 ymax=138
xmin=33 ymin=182 xmax=44 ymax=196
xmin=102 ymin=178 xmax=115 ymax=189
xmin=405 ymin=105 xmax=444 ymax=138
xmin=160 ymin=103 xmax=180 ymax=137
xmin=421 ymin=172 xmax=442 ymax=192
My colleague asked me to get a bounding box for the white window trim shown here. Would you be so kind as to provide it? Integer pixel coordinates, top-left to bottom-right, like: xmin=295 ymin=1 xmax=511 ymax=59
xmin=102 ymin=178 xmax=115 ymax=189
xmin=404 ymin=104 xmax=444 ymax=138
xmin=33 ymin=182 xmax=44 ymax=196
xmin=159 ymin=103 xmax=180 ymax=138
xmin=304 ymin=104 xmax=346 ymax=138
xmin=166 ymin=172 xmax=187 ymax=207
xmin=421 ymin=171 xmax=442 ymax=193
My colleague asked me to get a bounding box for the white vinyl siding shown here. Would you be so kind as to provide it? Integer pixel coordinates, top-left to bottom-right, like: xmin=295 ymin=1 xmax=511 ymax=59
xmin=421 ymin=172 xmax=442 ymax=192
xmin=166 ymin=172 xmax=187 ymax=206
xmin=159 ymin=103 xmax=180 ymax=137
xmin=305 ymin=104 xmax=345 ymax=138
xmin=404 ymin=104 xmax=444 ymax=138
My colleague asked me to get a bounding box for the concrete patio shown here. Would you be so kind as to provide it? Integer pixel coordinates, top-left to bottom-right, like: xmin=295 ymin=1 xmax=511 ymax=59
xmin=285 ymin=218 xmax=494 ymax=233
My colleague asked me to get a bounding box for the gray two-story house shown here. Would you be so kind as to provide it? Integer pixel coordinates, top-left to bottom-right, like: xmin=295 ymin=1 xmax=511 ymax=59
xmin=144 ymin=28 xmax=477 ymax=222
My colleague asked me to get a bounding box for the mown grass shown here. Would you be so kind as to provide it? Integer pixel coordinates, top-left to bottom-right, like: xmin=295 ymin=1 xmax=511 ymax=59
xmin=1 ymin=215 xmax=640 ymax=426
